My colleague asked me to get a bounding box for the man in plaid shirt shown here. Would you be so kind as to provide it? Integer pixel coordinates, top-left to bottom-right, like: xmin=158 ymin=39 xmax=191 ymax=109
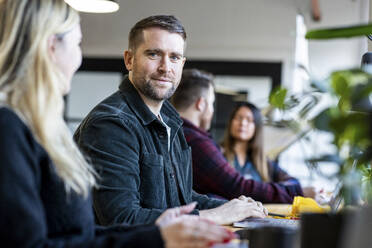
xmin=171 ymin=69 xmax=305 ymax=203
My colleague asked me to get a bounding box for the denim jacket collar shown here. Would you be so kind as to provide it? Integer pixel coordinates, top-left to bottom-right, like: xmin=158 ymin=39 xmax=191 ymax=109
xmin=119 ymin=75 xmax=183 ymax=129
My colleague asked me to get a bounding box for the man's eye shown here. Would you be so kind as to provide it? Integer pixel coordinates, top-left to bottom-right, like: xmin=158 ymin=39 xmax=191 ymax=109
xmin=170 ymin=55 xmax=181 ymax=62
xmin=147 ymin=53 xmax=158 ymax=58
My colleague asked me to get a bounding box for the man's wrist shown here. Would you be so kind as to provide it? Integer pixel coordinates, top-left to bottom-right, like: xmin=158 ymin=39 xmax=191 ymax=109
xmin=199 ymin=209 xmax=221 ymax=224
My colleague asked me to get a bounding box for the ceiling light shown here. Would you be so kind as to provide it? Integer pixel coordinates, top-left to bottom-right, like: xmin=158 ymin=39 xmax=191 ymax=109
xmin=65 ymin=0 xmax=119 ymax=13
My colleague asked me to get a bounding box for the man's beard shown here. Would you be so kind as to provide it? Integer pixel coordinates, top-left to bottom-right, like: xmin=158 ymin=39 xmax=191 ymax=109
xmin=137 ymin=79 xmax=177 ymax=101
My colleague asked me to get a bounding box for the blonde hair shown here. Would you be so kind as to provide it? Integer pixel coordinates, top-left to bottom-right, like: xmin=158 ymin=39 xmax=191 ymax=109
xmin=221 ymin=102 xmax=270 ymax=182
xmin=0 ymin=0 xmax=96 ymax=197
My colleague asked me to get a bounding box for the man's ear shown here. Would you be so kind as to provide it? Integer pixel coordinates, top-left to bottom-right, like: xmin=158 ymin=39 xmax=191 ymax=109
xmin=124 ymin=50 xmax=134 ymax=71
xmin=47 ymin=35 xmax=58 ymax=63
xmin=195 ymin=97 xmax=206 ymax=112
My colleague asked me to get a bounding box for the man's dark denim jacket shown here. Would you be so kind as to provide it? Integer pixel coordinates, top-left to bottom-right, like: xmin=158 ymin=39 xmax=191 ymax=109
xmin=74 ymin=76 xmax=225 ymax=225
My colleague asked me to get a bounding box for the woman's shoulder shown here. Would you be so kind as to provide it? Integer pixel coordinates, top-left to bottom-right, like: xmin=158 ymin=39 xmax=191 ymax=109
xmin=0 ymin=107 xmax=36 ymax=147
xmin=0 ymin=107 xmax=26 ymax=128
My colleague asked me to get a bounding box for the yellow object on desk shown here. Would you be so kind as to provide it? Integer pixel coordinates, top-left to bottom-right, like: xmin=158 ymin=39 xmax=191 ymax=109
xmin=290 ymin=196 xmax=330 ymax=217
xmin=264 ymin=204 xmax=292 ymax=216
xmin=264 ymin=197 xmax=331 ymax=219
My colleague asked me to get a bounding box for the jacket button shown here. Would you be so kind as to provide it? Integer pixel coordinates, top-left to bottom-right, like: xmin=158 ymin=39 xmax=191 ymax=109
xmin=159 ymin=132 xmax=166 ymax=139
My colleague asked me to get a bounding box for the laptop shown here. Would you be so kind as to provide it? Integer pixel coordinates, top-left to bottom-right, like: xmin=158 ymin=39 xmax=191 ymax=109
xmin=233 ymin=217 xmax=299 ymax=229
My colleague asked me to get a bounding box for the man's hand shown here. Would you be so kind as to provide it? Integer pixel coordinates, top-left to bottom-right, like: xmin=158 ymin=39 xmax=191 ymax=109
xmin=199 ymin=196 xmax=268 ymax=225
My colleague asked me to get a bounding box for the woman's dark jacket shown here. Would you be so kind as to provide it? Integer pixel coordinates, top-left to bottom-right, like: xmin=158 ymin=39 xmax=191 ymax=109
xmin=0 ymin=107 xmax=163 ymax=247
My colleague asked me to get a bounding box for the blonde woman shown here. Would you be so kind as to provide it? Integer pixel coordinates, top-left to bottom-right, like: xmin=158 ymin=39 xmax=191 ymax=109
xmin=221 ymin=102 xmax=316 ymax=199
xmin=0 ymin=1 xmax=234 ymax=247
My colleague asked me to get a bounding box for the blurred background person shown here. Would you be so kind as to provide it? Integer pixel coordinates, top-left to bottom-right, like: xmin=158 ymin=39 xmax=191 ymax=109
xmin=172 ymin=68 xmax=308 ymax=203
xmin=0 ymin=1 xmax=234 ymax=247
xmin=221 ymin=102 xmax=316 ymax=198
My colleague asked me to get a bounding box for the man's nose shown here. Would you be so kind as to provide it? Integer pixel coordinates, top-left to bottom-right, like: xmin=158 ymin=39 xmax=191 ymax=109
xmin=158 ymin=56 xmax=171 ymax=73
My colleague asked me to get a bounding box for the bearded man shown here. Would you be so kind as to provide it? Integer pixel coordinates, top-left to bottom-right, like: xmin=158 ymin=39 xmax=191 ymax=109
xmin=74 ymin=15 xmax=267 ymax=226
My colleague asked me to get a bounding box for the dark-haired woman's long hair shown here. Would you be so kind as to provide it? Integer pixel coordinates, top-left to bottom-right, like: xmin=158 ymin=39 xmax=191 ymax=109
xmin=220 ymin=102 xmax=269 ymax=182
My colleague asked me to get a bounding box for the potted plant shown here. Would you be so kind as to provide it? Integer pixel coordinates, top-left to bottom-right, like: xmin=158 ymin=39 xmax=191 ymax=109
xmin=269 ymin=23 xmax=372 ymax=206
xmin=268 ymin=23 xmax=372 ymax=248
xmin=270 ymin=68 xmax=372 ymax=205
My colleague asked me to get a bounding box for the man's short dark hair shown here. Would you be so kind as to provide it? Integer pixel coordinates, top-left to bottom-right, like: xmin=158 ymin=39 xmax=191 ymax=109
xmin=171 ymin=69 xmax=214 ymax=111
xmin=128 ymin=15 xmax=186 ymax=51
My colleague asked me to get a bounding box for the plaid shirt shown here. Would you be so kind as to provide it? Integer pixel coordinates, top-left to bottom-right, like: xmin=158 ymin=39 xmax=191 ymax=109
xmin=182 ymin=118 xmax=303 ymax=204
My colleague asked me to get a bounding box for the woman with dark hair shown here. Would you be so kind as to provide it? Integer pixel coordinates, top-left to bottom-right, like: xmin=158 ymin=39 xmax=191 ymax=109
xmin=0 ymin=1 xmax=234 ymax=247
xmin=221 ymin=102 xmax=316 ymax=198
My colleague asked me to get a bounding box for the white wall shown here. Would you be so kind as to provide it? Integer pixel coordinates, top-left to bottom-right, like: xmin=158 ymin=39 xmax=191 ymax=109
xmin=80 ymin=0 xmax=368 ymax=88
xmin=66 ymin=72 xmax=122 ymax=130
xmin=80 ymin=0 xmax=297 ymax=85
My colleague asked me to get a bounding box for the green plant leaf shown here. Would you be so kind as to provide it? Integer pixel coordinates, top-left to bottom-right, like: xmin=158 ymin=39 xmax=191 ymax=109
xmin=313 ymin=108 xmax=333 ymax=132
xmin=338 ymin=97 xmax=351 ymax=112
xmin=331 ymin=72 xmax=349 ymax=97
xmin=361 ymin=167 xmax=372 ymax=180
xmin=306 ymin=23 xmax=372 ymax=39
xmin=341 ymin=113 xmax=370 ymax=147
xmin=351 ymin=81 xmax=372 ymax=112
xmin=269 ymin=87 xmax=287 ymax=110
